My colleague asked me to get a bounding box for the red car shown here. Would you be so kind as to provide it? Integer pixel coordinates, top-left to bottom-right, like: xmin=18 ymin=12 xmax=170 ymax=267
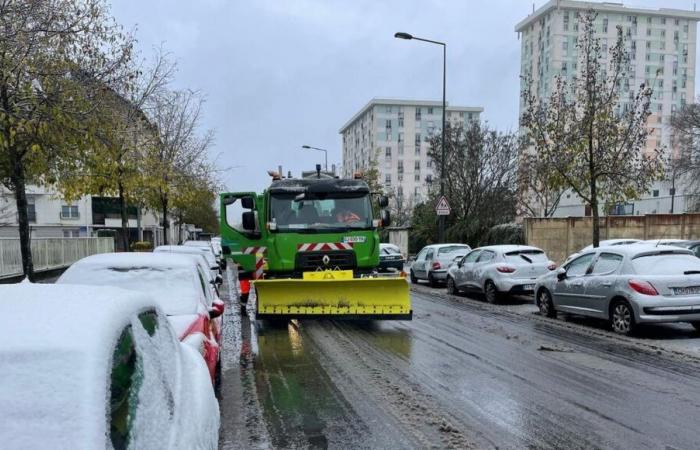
xmin=58 ymin=252 xmax=224 ymax=383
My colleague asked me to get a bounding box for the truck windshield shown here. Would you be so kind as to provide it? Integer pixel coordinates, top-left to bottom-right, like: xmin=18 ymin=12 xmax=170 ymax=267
xmin=270 ymin=194 xmax=372 ymax=231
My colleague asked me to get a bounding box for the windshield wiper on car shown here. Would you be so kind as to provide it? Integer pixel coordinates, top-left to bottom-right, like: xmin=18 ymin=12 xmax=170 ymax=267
xmin=684 ymin=270 xmax=700 ymax=275
xmin=519 ymin=254 xmax=533 ymax=263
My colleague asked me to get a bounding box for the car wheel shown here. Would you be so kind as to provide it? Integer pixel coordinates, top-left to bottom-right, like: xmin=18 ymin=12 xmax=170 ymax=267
xmin=610 ymin=300 xmax=636 ymax=335
xmin=214 ymin=358 xmax=222 ymax=399
xmin=410 ymin=270 xmax=417 ymax=284
xmin=484 ymin=280 xmax=499 ymax=304
xmin=447 ymin=276 xmax=459 ymax=295
xmin=690 ymin=321 xmax=700 ymax=332
xmin=537 ymin=289 xmax=556 ymax=318
xmin=428 ymin=272 xmax=438 ymax=288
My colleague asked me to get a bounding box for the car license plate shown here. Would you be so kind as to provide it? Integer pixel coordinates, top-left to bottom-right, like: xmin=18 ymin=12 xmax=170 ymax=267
xmin=673 ymin=286 xmax=700 ymax=296
xmin=523 ymin=284 xmax=535 ymax=290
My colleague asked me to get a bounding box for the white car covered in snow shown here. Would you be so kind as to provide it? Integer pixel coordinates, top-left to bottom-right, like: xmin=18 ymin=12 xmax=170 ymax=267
xmin=154 ymin=245 xmax=223 ymax=286
xmin=0 ymin=283 xmax=219 ymax=449
xmin=57 ymin=253 xmax=224 ymax=383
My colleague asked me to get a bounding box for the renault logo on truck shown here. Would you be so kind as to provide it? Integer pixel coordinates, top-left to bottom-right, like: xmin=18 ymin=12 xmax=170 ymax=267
xmin=322 ymin=255 xmax=330 ymax=265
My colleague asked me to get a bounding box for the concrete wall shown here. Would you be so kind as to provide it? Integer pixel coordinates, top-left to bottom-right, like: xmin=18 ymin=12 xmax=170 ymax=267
xmin=525 ymin=214 xmax=700 ymax=263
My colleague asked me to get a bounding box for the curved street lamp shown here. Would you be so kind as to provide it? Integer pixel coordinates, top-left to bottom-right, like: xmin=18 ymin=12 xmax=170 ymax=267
xmin=394 ymin=31 xmax=447 ymax=243
xmin=301 ymin=145 xmax=328 ymax=170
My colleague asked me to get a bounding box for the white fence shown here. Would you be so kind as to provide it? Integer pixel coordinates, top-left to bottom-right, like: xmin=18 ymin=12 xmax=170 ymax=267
xmin=0 ymin=237 xmax=115 ymax=279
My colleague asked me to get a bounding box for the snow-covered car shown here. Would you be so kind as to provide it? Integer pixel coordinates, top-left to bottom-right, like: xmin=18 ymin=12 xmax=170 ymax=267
xmin=410 ymin=244 xmax=471 ymax=286
xmin=154 ymin=245 xmax=223 ymax=286
xmin=0 ymin=283 xmax=219 ymax=449
xmin=446 ymin=245 xmax=556 ymax=303
xmin=57 ymin=253 xmax=224 ymax=383
xmin=534 ymin=244 xmax=700 ymax=335
xmin=184 ymin=240 xmax=222 ymax=273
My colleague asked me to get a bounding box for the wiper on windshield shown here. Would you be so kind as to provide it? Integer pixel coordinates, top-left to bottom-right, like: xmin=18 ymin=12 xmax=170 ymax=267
xmin=684 ymin=270 xmax=700 ymax=275
xmin=519 ymin=254 xmax=533 ymax=263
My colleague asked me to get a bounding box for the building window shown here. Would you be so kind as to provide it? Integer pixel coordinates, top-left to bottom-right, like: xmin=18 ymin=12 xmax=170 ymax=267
xmin=63 ymin=229 xmax=80 ymax=238
xmin=427 ymin=107 xmax=433 ymax=114
xmin=603 ymin=18 xmax=608 ymax=33
xmin=398 ymin=117 xmax=404 ymax=127
xmin=385 ymin=119 xmax=392 ymax=129
xmin=385 ymin=174 xmax=391 ymax=184
xmin=653 ymin=189 xmax=659 ymax=197
xmin=386 ymin=105 xmax=392 ymax=113
xmin=415 ymin=108 xmax=421 ymax=121
xmin=385 ymin=147 xmax=392 ymax=158
xmin=61 ymin=204 xmax=79 ymax=219
xmin=27 ymin=199 xmax=36 ymax=223
xmin=398 ymin=132 xmax=404 ymax=142
xmin=414 ymin=160 xmax=421 ymax=171
xmin=398 ymin=144 xmax=404 ymax=155
xmin=415 ymin=145 xmax=421 ymax=156
xmin=415 ymin=173 xmax=420 ymax=182
xmin=415 ymin=133 xmax=421 ymax=146
xmin=397 ymin=161 xmax=404 ymax=174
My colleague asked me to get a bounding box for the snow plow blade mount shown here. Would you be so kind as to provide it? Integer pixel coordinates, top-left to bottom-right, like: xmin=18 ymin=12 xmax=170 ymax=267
xmin=254 ymin=271 xmax=412 ymax=320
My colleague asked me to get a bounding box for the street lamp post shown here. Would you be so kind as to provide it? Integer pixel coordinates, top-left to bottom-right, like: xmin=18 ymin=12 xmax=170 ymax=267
xmin=302 ymin=145 xmax=328 ymax=171
xmin=394 ymin=32 xmax=447 ymax=243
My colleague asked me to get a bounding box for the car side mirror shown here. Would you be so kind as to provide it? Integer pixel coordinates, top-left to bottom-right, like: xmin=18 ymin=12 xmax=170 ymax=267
xmin=380 ymin=209 xmax=391 ymax=227
xmin=556 ymin=267 xmax=567 ymax=281
xmin=242 ymin=211 xmax=256 ymax=231
xmin=241 ymin=196 xmax=255 ymax=209
xmin=378 ymin=195 xmax=389 ymax=208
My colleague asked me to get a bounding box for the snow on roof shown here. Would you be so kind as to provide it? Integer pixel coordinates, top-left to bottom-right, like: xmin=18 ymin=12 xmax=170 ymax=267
xmin=57 ymin=253 xmax=206 ymax=315
xmin=478 ymin=245 xmax=542 ymax=253
xmin=586 ymin=244 xmax=693 ymax=256
xmin=155 ymin=244 xmax=208 ymax=255
xmin=0 ymin=283 xmax=156 ymax=448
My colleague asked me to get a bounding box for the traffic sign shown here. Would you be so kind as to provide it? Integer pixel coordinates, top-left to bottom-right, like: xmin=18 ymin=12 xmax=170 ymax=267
xmin=435 ymin=196 xmax=451 ymax=216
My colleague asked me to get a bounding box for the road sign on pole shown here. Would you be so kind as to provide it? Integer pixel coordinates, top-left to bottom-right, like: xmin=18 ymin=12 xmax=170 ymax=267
xmin=435 ymin=196 xmax=451 ymax=216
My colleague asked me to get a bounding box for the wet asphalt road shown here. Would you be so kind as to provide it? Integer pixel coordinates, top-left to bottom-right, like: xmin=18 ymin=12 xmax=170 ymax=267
xmin=218 ymin=272 xmax=700 ymax=449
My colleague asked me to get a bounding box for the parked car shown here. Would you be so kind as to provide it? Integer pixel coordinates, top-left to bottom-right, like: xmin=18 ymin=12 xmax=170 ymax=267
xmin=379 ymin=243 xmax=405 ymax=272
xmin=534 ymin=244 xmax=700 ymax=335
xmin=446 ymin=245 xmax=556 ymax=303
xmin=410 ymin=244 xmax=471 ymax=287
xmin=182 ymin=240 xmax=221 ymax=278
xmin=0 ymin=283 xmax=220 ymax=449
xmin=57 ymin=253 xmax=224 ymax=383
xmin=155 ymin=244 xmax=223 ymax=286
xmin=637 ymin=238 xmax=689 ymax=246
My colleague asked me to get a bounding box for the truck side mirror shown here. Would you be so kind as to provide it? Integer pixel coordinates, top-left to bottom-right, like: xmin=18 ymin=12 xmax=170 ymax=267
xmin=242 ymin=211 xmax=256 ymax=231
xmin=241 ymin=196 xmax=255 ymax=209
xmin=380 ymin=209 xmax=391 ymax=227
xmin=378 ymin=195 xmax=389 ymax=208
xmin=222 ymin=246 xmax=231 ymax=255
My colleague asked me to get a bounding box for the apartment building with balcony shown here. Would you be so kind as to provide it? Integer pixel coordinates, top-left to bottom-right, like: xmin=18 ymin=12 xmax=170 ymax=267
xmin=516 ymin=0 xmax=700 ymax=216
xmin=339 ymin=98 xmax=483 ymax=208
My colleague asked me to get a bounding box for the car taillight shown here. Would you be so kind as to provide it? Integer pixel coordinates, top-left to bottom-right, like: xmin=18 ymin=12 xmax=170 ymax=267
xmin=547 ymin=262 xmax=557 ymax=271
xmin=496 ymin=266 xmax=516 ymax=273
xmin=628 ymin=280 xmax=658 ymax=296
xmin=432 ymin=262 xmax=441 ymax=270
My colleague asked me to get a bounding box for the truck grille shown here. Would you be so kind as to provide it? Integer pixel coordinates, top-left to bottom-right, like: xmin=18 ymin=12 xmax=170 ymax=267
xmin=295 ymin=251 xmax=356 ymax=271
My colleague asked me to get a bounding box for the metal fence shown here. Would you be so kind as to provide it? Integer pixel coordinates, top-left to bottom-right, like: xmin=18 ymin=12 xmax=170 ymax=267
xmin=0 ymin=237 xmax=115 ymax=279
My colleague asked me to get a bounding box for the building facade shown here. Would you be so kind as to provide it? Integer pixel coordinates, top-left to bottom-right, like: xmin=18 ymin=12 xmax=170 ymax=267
xmin=516 ymin=0 xmax=700 ymax=216
xmin=339 ymin=98 xmax=483 ymax=207
xmin=0 ymin=186 xmax=188 ymax=248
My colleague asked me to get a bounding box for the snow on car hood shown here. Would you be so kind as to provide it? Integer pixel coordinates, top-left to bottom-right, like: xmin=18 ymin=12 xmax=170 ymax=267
xmin=0 ymin=283 xmax=157 ymax=449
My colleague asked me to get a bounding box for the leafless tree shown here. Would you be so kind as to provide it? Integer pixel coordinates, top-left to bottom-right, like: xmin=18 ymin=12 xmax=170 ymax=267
xmin=520 ymin=10 xmax=664 ymax=247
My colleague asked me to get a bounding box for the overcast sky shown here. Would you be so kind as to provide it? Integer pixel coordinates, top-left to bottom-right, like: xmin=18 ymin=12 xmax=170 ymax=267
xmin=110 ymin=0 xmax=699 ymax=192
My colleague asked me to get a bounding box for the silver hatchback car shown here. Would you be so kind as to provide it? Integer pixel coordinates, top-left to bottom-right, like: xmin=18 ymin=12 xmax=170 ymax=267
xmin=446 ymin=245 xmax=556 ymax=303
xmin=534 ymin=244 xmax=700 ymax=335
xmin=410 ymin=244 xmax=471 ymax=287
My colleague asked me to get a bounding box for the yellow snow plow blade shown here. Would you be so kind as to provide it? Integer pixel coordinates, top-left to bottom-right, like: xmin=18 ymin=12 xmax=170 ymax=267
xmin=254 ymin=270 xmax=412 ymax=320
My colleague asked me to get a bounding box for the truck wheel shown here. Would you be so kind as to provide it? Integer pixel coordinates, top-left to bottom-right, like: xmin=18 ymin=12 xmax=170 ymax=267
xmin=410 ymin=270 xmax=417 ymax=284
xmin=691 ymin=321 xmax=700 ymax=332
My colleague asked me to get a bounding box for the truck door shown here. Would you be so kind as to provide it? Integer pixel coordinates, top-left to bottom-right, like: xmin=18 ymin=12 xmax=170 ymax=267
xmin=220 ymin=192 xmax=264 ymax=274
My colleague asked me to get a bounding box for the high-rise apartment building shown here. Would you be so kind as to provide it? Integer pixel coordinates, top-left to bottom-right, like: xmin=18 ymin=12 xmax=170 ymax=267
xmin=516 ymin=0 xmax=700 ymax=216
xmin=339 ymin=98 xmax=483 ymax=206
